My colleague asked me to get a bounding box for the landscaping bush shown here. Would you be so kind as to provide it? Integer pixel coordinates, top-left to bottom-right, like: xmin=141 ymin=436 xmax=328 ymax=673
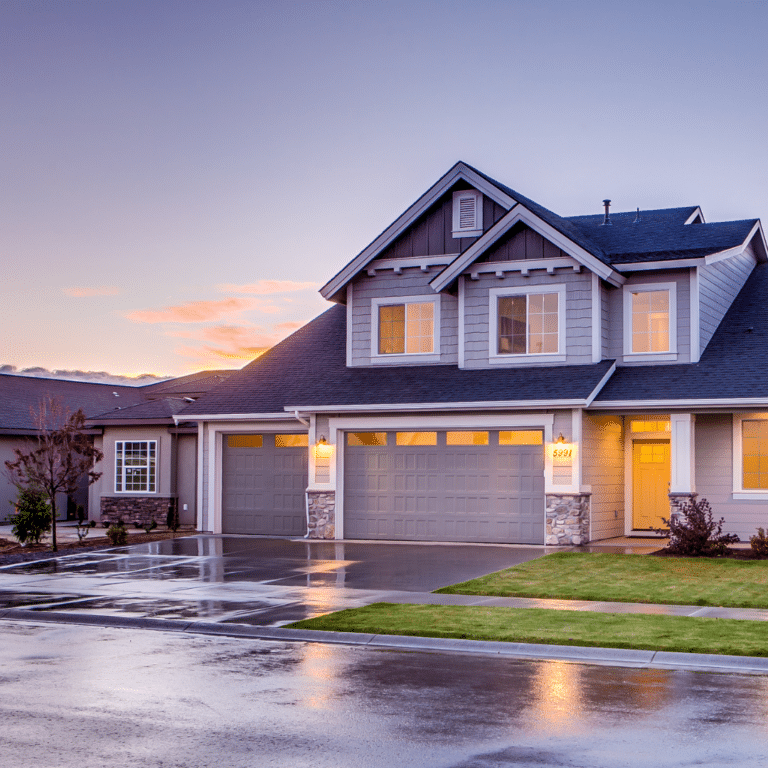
xmin=751 ymin=528 xmax=768 ymax=557
xmin=106 ymin=519 xmax=128 ymax=546
xmin=166 ymin=506 xmax=180 ymax=534
xmin=9 ymin=488 xmax=51 ymax=545
xmin=656 ymin=496 xmax=739 ymax=556
xmin=75 ymin=505 xmax=95 ymax=543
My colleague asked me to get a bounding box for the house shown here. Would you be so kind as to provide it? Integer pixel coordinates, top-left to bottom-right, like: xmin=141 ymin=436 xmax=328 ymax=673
xmin=174 ymin=161 xmax=768 ymax=546
xmin=0 ymin=371 xmax=230 ymax=526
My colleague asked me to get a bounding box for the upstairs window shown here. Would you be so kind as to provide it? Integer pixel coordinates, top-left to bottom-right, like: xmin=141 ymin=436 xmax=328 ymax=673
xmin=376 ymin=299 xmax=435 ymax=355
xmin=490 ymin=286 xmax=564 ymax=358
xmin=452 ymin=190 xmax=483 ymax=238
xmin=115 ymin=440 xmax=156 ymax=493
xmin=623 ymin=283 xmax=677 ymax=358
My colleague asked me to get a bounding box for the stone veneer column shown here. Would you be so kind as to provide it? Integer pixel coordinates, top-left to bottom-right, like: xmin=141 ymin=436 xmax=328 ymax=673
xmin=668 ymin=491 xmax=697 ymax=523
xmin=545 ymin=493 xmax=591 ymax=546
xmin=307 ymin=491 xmax=336 ymax=539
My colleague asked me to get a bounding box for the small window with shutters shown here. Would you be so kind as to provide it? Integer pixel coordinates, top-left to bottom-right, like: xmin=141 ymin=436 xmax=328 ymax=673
xmin=452 ymin=190 xmax=483 ymax=237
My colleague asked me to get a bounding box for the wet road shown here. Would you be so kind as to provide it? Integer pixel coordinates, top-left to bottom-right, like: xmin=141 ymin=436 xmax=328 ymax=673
xmin=2 ymin=620 xmax=766 ymax=768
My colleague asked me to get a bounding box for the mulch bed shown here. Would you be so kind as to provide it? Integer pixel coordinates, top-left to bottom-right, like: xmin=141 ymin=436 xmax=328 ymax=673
xmin=0 ymin=530 xmax=197 ymax=566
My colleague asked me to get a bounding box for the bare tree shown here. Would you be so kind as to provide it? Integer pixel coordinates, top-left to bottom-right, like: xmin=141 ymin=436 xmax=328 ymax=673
xmin=5 ymin=397 xmax=103 ymax=552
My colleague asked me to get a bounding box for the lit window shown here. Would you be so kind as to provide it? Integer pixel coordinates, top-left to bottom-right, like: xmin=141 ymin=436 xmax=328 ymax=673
xmin=396 ymin=432 xmax=437 ymax=446
xmin=115 ymin=441 xmax=156 ymax=493
xmin=631 ymin=290 xmax=670 ymax=353
xmin=378 ymin=302 xmax=434 ymax=354
xmin=446 ymin=431 xmax=489 ymax=446
xmin=227 ymin=434 xmax=262 ymax=448
xmin=275 ymin=434 xmax=309 ymax=448
xmin=498 ymin=293 xmax=559 ymax=355
xmin=499 ymin=431 xmax=543 ymax=445
xmin=630 ymin=420 xmax=671 ymax=433
xmin=347 ymin=432 xmax=387 ymax=446
xmin=742 ymin=420 xmax=768 ymax=489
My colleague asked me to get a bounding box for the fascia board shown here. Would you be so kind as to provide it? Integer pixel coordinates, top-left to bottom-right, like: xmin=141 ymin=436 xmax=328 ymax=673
xmin=86 ymin=418 xmax=175 ymax=427
xmin=172 ymin=412 xmax=293 ymax=424
xmin=430 ymin=205 xmax=622 ymax=292
xmin=319 ymin=163 xmax=516 ymax=301
xmin=588 ymin=397 xmax=768 ymax=410
xmin=584 ymin=362 xmax=616 ymax=406
xmin=618 ymin=258 xmax=706 ymax=271
xmin=704 ymin=222 xmax=766 ymax=265
xmin=284 ymin=400 xmax=588 ymax=413
xmin=684 ymin=207 xmax=705 ymax=224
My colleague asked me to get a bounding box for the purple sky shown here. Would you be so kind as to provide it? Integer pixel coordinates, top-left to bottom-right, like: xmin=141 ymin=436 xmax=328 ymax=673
xmin=4 ymin=0 xmax=768 ymax=379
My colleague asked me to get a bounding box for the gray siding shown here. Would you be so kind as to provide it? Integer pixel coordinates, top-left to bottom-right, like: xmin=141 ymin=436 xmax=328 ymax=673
xmin=478 ymin=224 xmax=569 ymax=263
xmin=349 ymin=267 xmax=458 ymax=366
xmin=607 ymin=269 xmax=692 ymax=365
xmin=463 ymin=269 xmax=593 ymax=368
xmin=378 ymin=188 xmax=506 ymax=260
xmin=177 ymin=434 xmax=197 ymax=525
xmin=601 ymin=283 xmax=611 ymax=361
xmin=693 ymin=413 xmax=768 ymax=542
xmin=582 ymin=414 xmax=625 ymax=541
xmin=699 ymin=247 xmax=756 ymax=353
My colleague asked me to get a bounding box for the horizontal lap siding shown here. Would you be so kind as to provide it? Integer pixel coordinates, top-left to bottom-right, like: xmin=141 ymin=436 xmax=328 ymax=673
xmin=582 ymin=414 xmax=624 ymax=540
xmin=601 ymin=283 xmax=611 ymax=360
xmin=699 ymin=249 xmax=755 ymax=353
xmin=463 ymin=270 xmax=593 ymax=368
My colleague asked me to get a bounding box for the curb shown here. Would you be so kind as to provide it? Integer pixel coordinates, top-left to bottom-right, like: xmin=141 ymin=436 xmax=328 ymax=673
xmin=2 ymin=608 xmax=768 ymax=675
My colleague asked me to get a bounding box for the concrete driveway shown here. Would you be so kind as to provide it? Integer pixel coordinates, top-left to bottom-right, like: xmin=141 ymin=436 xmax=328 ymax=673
xmin=0 ymin=535 xmax=549 ymax=626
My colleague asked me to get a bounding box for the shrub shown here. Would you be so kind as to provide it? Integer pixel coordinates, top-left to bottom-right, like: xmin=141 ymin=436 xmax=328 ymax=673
xmin=142 ymin=519 xmax=157 ymax=534
xmin=9 ymin=488 xmax=51 ymax=545
xmin=106 ymin=519 xmax=127 ymax=546
xmin=656 ymin=496 xmax=739 ymax=556
xmin=750 ymin=528 xmax=768 ymax=557
xmin=166 ymin=506 xmax=180 ymax=534
xmin=75 ymin=505 xmax=95 ymax=543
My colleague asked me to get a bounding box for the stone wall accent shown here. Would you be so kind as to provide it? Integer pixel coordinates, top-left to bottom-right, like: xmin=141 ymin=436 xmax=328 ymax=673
xmin=546 ymin=493 xmax=591 ymax=546
xmin=307 ymin=491 xmax=335 ymax=539
xmin=101 ymin=496 xmax=177 ymax=527
xmin=668 ymin=492 xmax=697 ymax=523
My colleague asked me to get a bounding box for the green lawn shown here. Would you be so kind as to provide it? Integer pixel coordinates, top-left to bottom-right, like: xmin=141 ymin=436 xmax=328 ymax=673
xmin=288 ymin=603 xmax=768 ymax=657
xmin=434 ymin=552 xmax=768 ymax=608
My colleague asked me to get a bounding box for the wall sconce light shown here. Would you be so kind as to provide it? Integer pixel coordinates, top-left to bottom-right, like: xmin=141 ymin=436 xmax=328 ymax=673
xmin=555 ymin=432 xmax=566 ymax=444
xmin=315 ymin=435 xmax=334 ymax=459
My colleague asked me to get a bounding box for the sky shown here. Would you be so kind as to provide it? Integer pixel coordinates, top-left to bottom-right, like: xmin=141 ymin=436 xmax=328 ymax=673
xmin=3 ymin=0 xmax=768 ymax=382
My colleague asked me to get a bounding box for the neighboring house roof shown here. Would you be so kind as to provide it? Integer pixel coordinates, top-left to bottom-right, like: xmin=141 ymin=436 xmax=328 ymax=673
xmin=0 ymin=375 xmax=144 ymax=433
xmin=180 ymin=306 xmax=615 ymax=417
xmin=141 ymin=370 xmax=233 ymax=399
xmin=86 ymin=397 xmax=193 ymax=424
xmin=593 ymin=262 xmax=768 ymax=405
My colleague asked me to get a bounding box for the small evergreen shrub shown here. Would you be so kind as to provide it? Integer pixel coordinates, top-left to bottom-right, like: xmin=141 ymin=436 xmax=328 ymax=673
xmin=9 ymin=488 xmax=51 ymax=545
xmin=656 ymin=496 xmax=739 ymax=556
xmin=106 ymin=519 xmax=128 ymax=546
xmin=750 ymin=527 xmax=768 ymax=557
xmin=142 ymin=519 xmax=157 ymax=534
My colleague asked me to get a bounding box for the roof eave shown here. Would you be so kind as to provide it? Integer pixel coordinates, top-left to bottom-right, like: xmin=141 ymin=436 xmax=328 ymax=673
xmin=283 ymin=399 xmax=591 ymax=413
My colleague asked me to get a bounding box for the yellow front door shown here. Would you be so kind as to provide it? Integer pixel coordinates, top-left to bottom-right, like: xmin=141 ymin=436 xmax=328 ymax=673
xmin=632 ymin=440 xmax=670 ymax=530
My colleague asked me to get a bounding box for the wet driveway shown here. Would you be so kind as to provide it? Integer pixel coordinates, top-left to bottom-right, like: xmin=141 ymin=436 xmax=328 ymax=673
xmin=0 ymin=535 xmax=548 ymax=626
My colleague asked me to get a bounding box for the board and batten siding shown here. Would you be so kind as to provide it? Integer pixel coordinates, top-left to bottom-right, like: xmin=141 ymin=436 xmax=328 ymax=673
xmin=699 ymin=247 xmax=756 ymax=354
xmin=348 ymin=267 xmax=458 ymax=366
xmin=477 ymin=225 xmax=569 ymax=263
xmin=605 ymin=269 xmax=692 ymax=364
xmin=462 ymin=269 xmax=593 ymax=368
xmin=378 ymin=190 xmax=507 ymax=260
xmin=582 ymin=413 xmax=625 ymax=541
xmin=694 ymin=413 xmax=768 ymax=542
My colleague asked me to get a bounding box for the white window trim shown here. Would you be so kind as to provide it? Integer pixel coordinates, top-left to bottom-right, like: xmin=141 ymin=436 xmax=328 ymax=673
xmin=733 ymin=413 xmax=768 ymax=499
xmin=452 ymin=190 xmax=483 ymax=238
xmin=623 ymin=282 xmax=677 ymax=360
xmin=370 ymin=295 xmax=441 ymax=362
xmin=114 ymin=439 xmax=157 ymax=494
xmin=488 ymin=284 xmax=567 ymax=363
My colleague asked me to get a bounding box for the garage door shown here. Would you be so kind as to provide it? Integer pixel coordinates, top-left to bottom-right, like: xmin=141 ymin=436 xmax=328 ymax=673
xmin=344 ymin=430 xmax=544 ymax=543
xmin=222 ymin=433 xmax=308 ymax=536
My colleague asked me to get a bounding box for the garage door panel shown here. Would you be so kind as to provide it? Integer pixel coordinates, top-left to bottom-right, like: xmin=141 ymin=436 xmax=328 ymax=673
xmin=345 ymin=430 xmax=544 ymax=544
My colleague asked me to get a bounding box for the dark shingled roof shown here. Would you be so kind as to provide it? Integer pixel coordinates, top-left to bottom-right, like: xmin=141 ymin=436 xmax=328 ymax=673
xmin=0 ymin=376 xmax=145 ymax=432
xmin=595 ymin=262 xmax=768 ymax=402
xmin=181 ymin=306 xmax=614 ymax=416
xmin=141 ymin=370 xmax=233 ymax=399
xmin=87 ymin=397 xmax=192 ymax=422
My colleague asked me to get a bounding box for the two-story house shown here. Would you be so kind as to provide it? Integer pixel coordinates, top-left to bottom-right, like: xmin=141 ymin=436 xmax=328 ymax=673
xmin=178 ymin=162 xmax=768 ymax=546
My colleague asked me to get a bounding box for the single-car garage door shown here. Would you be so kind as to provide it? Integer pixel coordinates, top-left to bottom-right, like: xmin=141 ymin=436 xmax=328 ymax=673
xmin=222 ymin=433 xmax=308 ymax=535
xmin=344 ymin=430 xmax=544 ymax=543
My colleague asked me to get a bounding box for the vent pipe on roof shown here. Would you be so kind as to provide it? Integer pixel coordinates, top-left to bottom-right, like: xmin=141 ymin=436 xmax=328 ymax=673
xmin=601 ymin=199 xmax=611 ymax=225
xmin=633 ymin=207 xmax=641 ymax=223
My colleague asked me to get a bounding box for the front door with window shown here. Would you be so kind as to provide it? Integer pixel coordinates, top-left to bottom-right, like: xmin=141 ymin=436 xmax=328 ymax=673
xmin=632 ymin=439 xmax=670 ymax=530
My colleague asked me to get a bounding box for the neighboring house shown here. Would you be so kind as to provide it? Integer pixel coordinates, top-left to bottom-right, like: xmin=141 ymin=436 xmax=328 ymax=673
xmin=177 ymin=161 xmax=768 ymax=545
xmin=0 ymin=371 xmax=231 ymax=526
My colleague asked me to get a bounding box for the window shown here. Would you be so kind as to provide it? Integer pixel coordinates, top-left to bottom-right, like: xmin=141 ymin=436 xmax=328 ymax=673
xmin=446 ymin=431 xmax=489 ymax=446
xmin=275 ymin=434 xmax=309 ymax=447
xmin=489 ymin=286 xmax=564 ymax=358
xmin=396 ymin=432 xmax=437 ymax=446
xmin=623 ymin=283 xmax=677 ymax=358
xmin=452 ymin=190 xmax=483 ymax=237
xmin=499 ymin=430 xmax=543 ymax=445
xmin=741 ymin=420 xmax=768 ymax=490
xmin=347 ymin=432 xmax=387 ymax=446
xmin=115 ymin=440 xmax=156 ymax=493
xmin=373 ymin=297 xmax=437 ymax=356
xmin=227 ymin=434 xmax=262 ymax=448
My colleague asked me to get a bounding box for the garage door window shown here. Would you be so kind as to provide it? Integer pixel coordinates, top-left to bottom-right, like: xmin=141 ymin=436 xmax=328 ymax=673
xmin=347 ymin=432 xmax=387 ymax=446
xmin=275 ymin=434 xmax=309 ymax=447
xmin=227 ymin=435 xmax=262 ymax=448
xmin=396 ymin=432 xmax=438 ymax=446
xmin=446 ymin=431 xmax=489 ymax=446
xmin=499 ymin=431 xmax=543 ymax=445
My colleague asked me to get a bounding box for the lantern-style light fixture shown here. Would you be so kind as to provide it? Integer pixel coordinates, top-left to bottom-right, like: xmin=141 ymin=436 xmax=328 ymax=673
xmin=315 ymin=435 xmax=334 ymax=459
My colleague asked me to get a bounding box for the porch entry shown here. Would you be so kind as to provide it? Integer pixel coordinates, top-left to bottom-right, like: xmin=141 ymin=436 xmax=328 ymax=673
xmin=632 ymin=439 xmax=670 ymax=530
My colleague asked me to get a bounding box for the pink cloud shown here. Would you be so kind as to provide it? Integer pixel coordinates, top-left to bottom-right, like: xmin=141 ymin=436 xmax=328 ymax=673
xmin=172 ymin=323 xmax=297 ymax=365
xmin=217 ymin=279 xmax=318 ymax=295
xmin=126 ymin=297 xmax=260 ymax=324
xmin=63 ymin=286 xmax=120 ymax=297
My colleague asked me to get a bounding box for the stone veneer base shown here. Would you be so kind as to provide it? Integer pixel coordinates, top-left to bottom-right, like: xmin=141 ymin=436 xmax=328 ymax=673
xmin=101 ymin=496 xmax=177 ymax=527
xmin=546 ymin=493 xmax=591 ymax=546
xmin=307 ymin=490 xmax=335 ymax=539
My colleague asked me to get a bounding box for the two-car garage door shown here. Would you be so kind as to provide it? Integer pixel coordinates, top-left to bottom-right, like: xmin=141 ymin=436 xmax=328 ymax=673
xmin=344 ymin=430 xmax=545 ymax=544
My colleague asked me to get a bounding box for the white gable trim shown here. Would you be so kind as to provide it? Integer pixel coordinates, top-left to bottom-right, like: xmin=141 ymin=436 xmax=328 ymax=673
xmin=430 ymin=204 xmax=623 ymax=292
xmin=319 ymin=162 xmax=516 ymax=302
xmin=705 ymin=221 xmax=767 ymax=265
xmin=684 ymin=207 xmax=705 ymax=224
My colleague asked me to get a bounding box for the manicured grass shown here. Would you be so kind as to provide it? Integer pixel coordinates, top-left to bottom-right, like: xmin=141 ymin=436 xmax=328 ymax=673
xmin=288 ymin=602 xmax=768 ymax=657
xmin=434 ymin=552 xmax=768 ymax=609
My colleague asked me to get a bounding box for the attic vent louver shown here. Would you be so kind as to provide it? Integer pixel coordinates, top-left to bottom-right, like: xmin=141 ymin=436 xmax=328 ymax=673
xmin=601 ymin=199 xmax=611 ymax=226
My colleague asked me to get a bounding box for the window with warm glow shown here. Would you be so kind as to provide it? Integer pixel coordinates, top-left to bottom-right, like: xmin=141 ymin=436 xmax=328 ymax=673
xmin=742 ymin=420 xmax=768 ymax=489
xmin=347 ymin=432 xmax=387 ymax=446
xmin=396 ymin=432 xmax=437 ymax=446
xmin=446 ymin=431 xmax=489 ymax=446
xmin=274 ymin=434 xmax=309 ymax=448
xmin=499 ymin=430 xmax=543 ymax=445
xmin=631 ymin=290 xmax=670 ymax=353
xmin=378 ymin=302 xmax=434 ymax=354
xmin=498 ymin=292 xmax=559 ymax=355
